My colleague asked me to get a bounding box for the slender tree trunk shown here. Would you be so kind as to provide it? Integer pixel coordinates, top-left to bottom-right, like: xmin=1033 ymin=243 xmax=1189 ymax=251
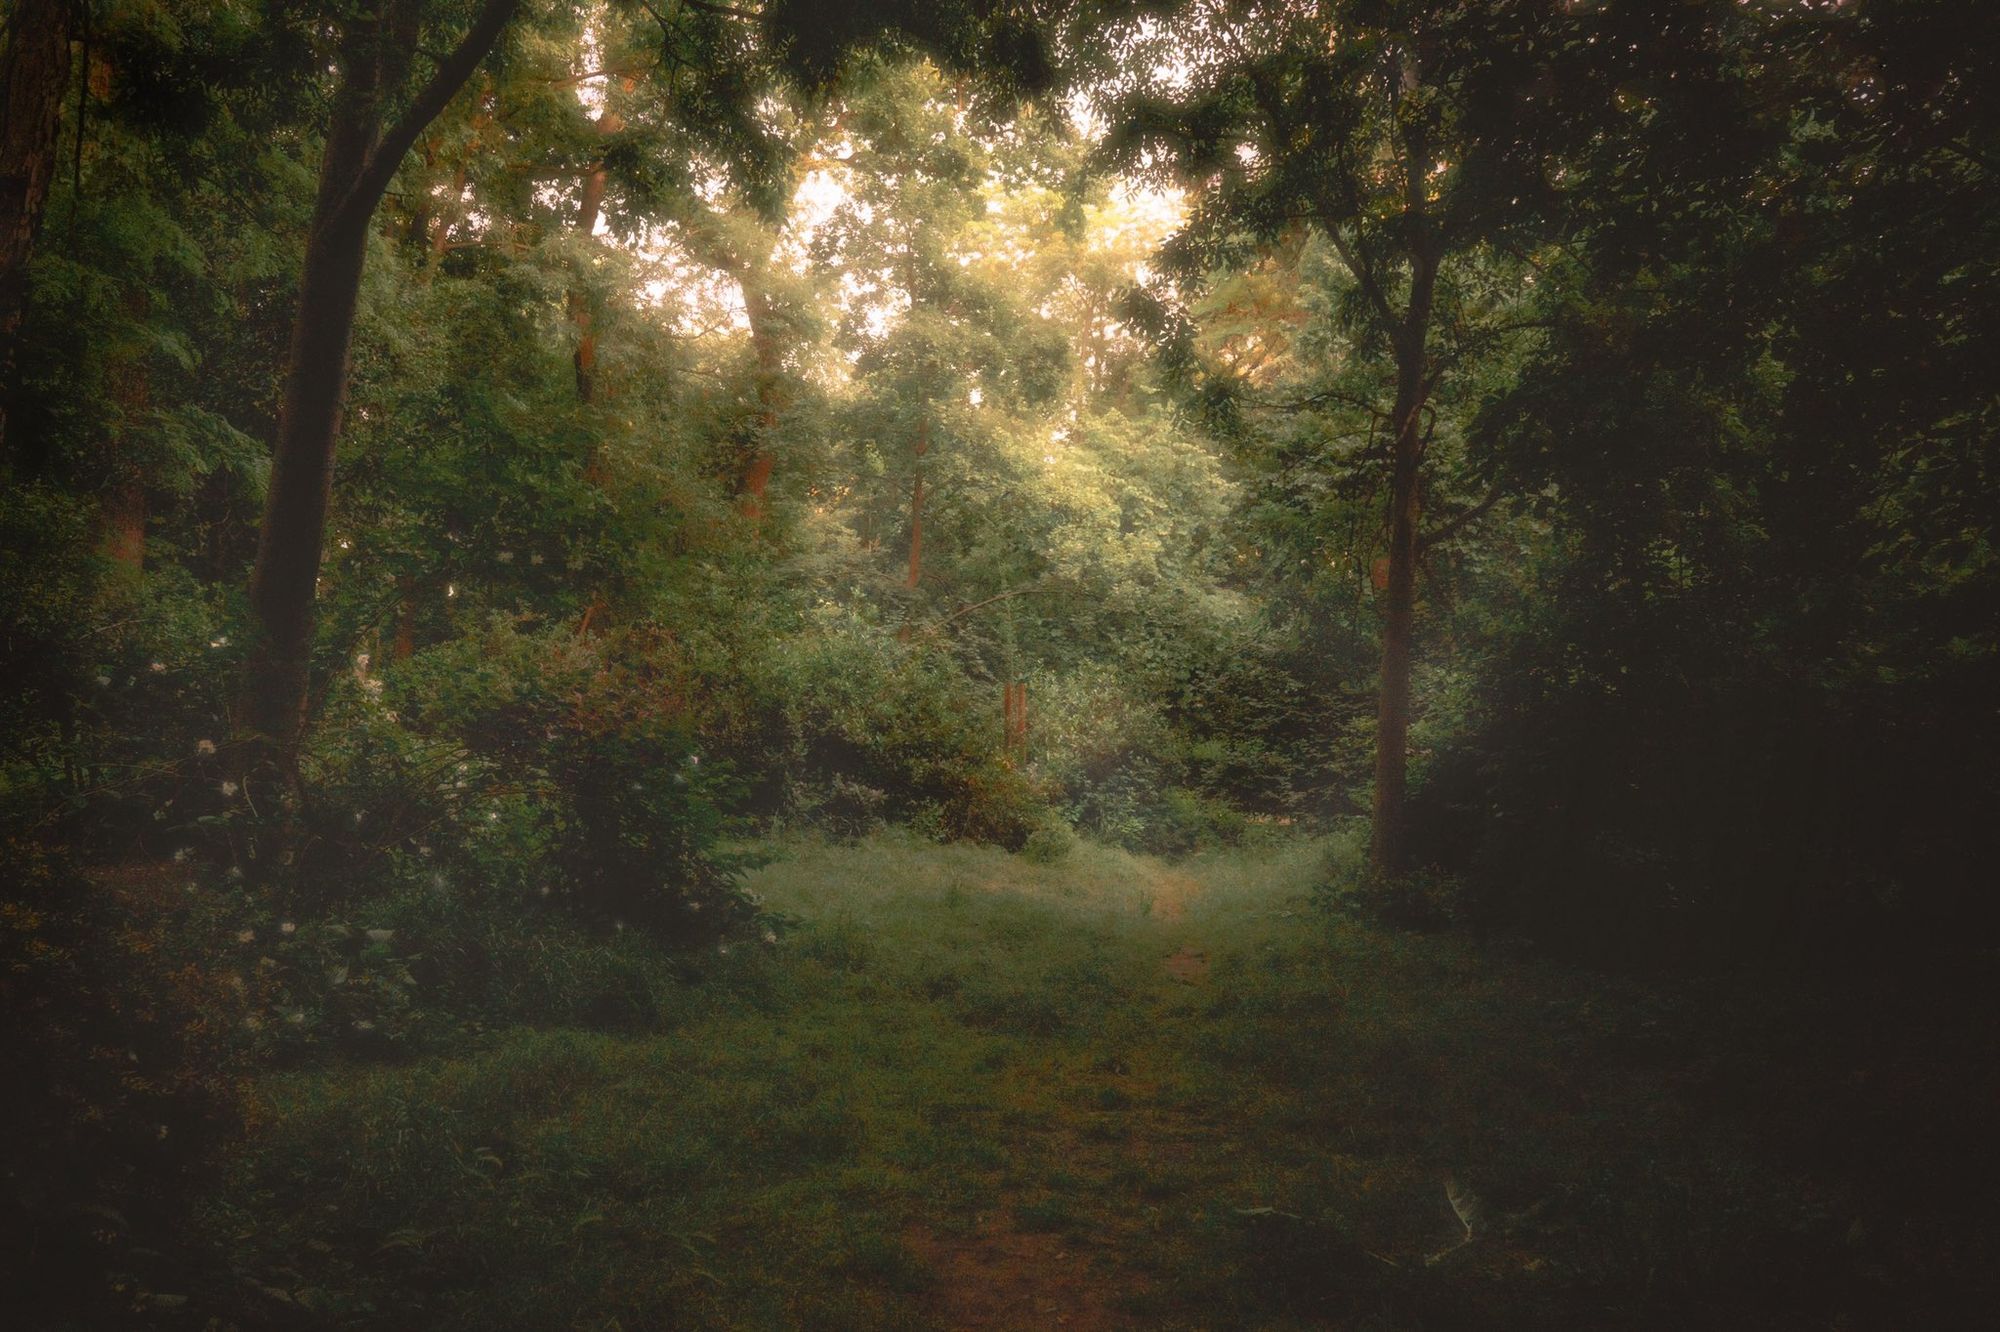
xmin=906 ymin=415 xmax=929 ymax=589
xmin=1369 ymin=355 xmax=1426 ymax=875
xmin=238 ymin=0 xmax=519 ymax=772
xmin=567 ymin=108 xmax=620 ymax=403
xmin=737 ymin=265 xmax=784 ymax=517
xmin=1367 ymin=43 xmax=1441 ymax=878
xmin=0 ymin=0 xmax=74 ymax=463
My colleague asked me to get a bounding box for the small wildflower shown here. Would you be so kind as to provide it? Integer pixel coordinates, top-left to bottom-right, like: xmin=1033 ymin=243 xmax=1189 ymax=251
xmin=716 ymin=943 xmax=731 ymax=957
xmin=95 ymin=674 xmax=111 ymax=686
xmin=172 ymin=847 xmax=192 ymax=863
xmin=149 ymin=661 xmax=166 ymax=673
xmin=688 ymin=900 xmax=702 ymax=913
xmin=353 ymin=810 xmax=366 ymax=827
xmin=236 ymin=928 xmax=255 ymax=944
xmin=445 ymin=583 xmax=457 ymax=598
xmin=614 ymin=920 xmax=626 ymax=933
xmin=496 ymin=550 xmax=514 ymax=564
xmin=226 ymin=865 xmax=244 ymax=881
xmin=220 ymin=780 xmax=239 ymax=798
xmin=209 ymin=635 xmax=230 ymax=649
xmin=280 ymin=921 xmax=297 ymax=935
xmin=762 ymin=928 xmax=778 ymax=946
xmin=417 ymin=844 xmax=432 ymax=857
xmin=529 ymin=552 xmax=544 ymax=566
xmin=486 ymin=810 xmax=499 ymax=823
xmin=195 ymin=738 xmax=216 ymax=756
xmin=538 ymin=884 xmax=552 ymax=897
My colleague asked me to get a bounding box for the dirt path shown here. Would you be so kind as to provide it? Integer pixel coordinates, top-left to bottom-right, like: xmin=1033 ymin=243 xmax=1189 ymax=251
xmin=907 ymin=860 xmax=1217 ymax=1327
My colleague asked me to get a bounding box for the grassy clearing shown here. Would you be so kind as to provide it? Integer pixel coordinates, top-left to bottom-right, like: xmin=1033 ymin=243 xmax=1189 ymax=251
xmin=200 ymin=831 xmax=1996 ymax=1328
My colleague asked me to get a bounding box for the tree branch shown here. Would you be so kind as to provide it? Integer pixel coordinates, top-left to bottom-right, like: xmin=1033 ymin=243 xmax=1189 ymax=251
xmin=334 ymin=0 xmax=522 ymax=235
xmin=1420 ymin=484 xmax=1506 ymax=549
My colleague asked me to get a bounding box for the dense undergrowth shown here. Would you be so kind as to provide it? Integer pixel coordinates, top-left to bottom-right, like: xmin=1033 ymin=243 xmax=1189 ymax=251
xmin=17 ymin=832 xmax=1978 ymax=1329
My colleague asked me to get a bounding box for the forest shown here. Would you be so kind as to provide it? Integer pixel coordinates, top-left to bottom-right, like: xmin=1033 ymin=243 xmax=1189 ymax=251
xmin=3 ymin=0 xmax=1997 ymax=1327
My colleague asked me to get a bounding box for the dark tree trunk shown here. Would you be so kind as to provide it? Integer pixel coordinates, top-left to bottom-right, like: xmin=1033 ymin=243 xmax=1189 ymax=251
xmin=1366 ymin=47 xmax=1439 ymax=878
xmin=1369 ymin=346 xmax=1427 ymax=876
xmin=238 ymin=0 xmax=520 ymax=772
xmin=0 ymin=0 xmax=74 ymax=463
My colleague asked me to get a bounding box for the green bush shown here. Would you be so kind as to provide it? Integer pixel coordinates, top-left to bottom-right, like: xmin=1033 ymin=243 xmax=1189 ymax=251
xmin=755 ymin=629 xmax=1045 ymax=848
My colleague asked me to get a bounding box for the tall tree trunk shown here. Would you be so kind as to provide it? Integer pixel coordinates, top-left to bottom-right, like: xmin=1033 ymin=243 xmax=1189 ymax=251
xmin=567 ymin=108 xmax=620 ymax=403
xmin=1369 ymin=351 xmax=1427 ymax=876
xmin=738 ymin=275 xmax=782 ymax=517
xmin=906 ymin=415 xmax=929 ymax=590
xmin=0 ymin=0 xmax=74 ymax=464
xmin=1367 ymin=43 xmax=1439 ymax=878
xmin=238 ymin=0 xmax=520 ymax=772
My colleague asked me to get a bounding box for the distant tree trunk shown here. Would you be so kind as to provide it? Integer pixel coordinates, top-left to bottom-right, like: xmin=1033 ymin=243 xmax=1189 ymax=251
xmin=738 ymin=271 xmax=782 ymax=517
xmin=1369 ymin=328 xmax=1429 ymax=876
xmin=239 ymin=0 xmax=520 ymax=773
xmin=0 ymin=0 xmax=74 ymax=463
xmin=906 ymin=414 xmax=929 ymax=589
xmin=1003 ymin=681 xmax=1028 ymax=759
xmin=1367 ymin=50 xmax=1439 ymax=879
xmin=101 ymin=480 xmax=146 ymax=570
xmin=567 ymin=108 xmax=621 ymax=403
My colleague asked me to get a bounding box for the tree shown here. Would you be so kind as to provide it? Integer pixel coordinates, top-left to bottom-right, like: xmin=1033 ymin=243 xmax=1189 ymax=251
xmin=1090 ymin=0 xmax=1608 ymax=873
xmin=0 ymin=0 xmax=75 ymax=461
xmin=240 ymin=0 xmax=521 ymax=774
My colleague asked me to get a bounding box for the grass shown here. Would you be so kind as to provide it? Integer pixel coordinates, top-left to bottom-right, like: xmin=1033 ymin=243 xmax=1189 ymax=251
xmin=195 ymin=829 xmax=1999 ymax=1328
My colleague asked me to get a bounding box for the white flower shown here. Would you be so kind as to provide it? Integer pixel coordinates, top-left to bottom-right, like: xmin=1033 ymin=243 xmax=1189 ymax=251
xmin=195 ymin=738 xmax=216 ymax=756
xmin=716 ymin=943 xmax=731 ymax=957
xmin=687 ymin=900 xmax=702 ymax=912
xmin=496 ymin=550 xmax=514 ymax=564
xmin=209 ymin=635 xmax=229 ymax=649
xmin=172 ymin=847 xmax=192 ymax=863
xmin=280 ymin=921 xmax=296 ymax=935
xmin=529 ymin=552 xmax=544 ymax=566
xmin=220 ymin=780 xmax=239 ymax=798
xmin=762 ymin=929 xmax=778 ymax=946
xmin=149 ymin=661 xmax=166 ymax=673
xmin=236 ymin=928 xmax=255 ymax=943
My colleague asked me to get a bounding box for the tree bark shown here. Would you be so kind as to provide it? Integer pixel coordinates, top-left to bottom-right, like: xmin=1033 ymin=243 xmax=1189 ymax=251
xmin=906 ymin=415 xmax=929 ymax=589
xmin=1368 ymin=44 xmax=1438 ymax=878
xmin=1369 ymin=332 xmax=1429 ymax=876
xmin=0 ymin=0 xmax=74 ymax=463
xmin=738 ymin=273 xmax=782 ymax=516
xmin=239 ymin=0 xmax=520 ymax=770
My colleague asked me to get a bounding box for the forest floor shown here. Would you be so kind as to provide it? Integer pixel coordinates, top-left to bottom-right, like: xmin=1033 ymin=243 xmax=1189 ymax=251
xmin=199 ymin=833 xmax=2000 ymax=1329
